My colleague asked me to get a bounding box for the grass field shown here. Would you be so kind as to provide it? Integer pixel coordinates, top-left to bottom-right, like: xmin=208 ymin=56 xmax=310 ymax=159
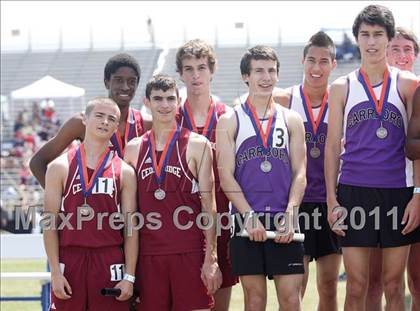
xmin=0 ymin=259 xmax=413 ymax=310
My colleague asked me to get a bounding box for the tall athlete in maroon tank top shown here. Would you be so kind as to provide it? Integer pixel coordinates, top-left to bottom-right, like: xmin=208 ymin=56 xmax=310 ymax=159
xmin=175 ymin=39 xmax=238 ymax=311
xmin=30 ymin=53 xmax=150 ymax=188
xmin=125 ymin=74 xmax=222 ymax=311
xmin=43 ymin=97 xmax=138 ymax=311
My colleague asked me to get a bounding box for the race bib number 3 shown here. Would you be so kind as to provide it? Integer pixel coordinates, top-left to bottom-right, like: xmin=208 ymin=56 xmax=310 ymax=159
xmin=110 ymin=263 xmax=125 ymax=281
xmin=272 ymin=127 xmax=287 ymax=149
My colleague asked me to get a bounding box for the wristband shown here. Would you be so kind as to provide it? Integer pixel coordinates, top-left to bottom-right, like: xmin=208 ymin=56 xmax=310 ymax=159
xmin=414 ymin=187 xmax=420 ymax=194
xmin=123 ymin=273 xmax=136 ymax=283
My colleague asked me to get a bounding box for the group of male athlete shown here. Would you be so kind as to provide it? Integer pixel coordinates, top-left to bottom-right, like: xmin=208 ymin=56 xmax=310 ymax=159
xmin=29 ymin=4 xmax=420 ymax=311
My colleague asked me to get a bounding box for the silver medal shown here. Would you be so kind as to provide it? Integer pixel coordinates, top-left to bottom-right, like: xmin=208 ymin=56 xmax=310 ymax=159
xmin=260 ymin=160 xmax=272 ymax=173
xmin=154 ymin=188 xmax=166 ymax=200
xmin=376 ymin=126 xmax=388 ymax=139
xmin=79 ymin=203 xmax=92 ymax=216
xmin=310 ymin=147 xmax=321 ymax=159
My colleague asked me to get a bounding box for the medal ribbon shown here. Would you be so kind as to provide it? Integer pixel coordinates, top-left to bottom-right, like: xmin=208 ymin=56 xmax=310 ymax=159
xmin=76 ymin=144 xmax=111 ymax=197
xmin=300 ymin=85 xmax=328 ymax=141
xmin=110 ymin=108 xmax=135 ymax=158
xmin=183 ymin=98 xmax=216 ymax=139
xmin=243 ymin=96 xmax=277 ymax=151
xmin=148 ymin=124 xmax=181 ymax=187
xmin=358 ymin=67 xmax=391 ymax=120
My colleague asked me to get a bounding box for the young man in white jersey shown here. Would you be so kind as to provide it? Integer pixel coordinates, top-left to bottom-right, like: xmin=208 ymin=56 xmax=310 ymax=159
xmin=325 ymin=5 xmax=420 ymax=311
xmin=217 ymin=45 xmax=307 ymax=311
xmin=366 ymin=26 xmax=420 ymax=311
xmin=274 ymin=31 xmax=341 ymax=311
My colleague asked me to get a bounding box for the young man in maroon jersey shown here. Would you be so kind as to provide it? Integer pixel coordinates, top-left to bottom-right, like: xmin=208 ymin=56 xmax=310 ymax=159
xmin=175 ymin=38 xmax=238 ymax=311
xmin=30 ymin=53 xmax=150 ymax=188
xmin=43 ymin=97 xmax=138 ymax=310
xmin=124 ymin=74 xmax=222 ymax=311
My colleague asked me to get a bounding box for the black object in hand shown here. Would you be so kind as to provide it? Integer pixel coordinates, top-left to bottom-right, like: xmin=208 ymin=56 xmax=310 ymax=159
xmin=101 ymin=288 xmax=121 ymax=297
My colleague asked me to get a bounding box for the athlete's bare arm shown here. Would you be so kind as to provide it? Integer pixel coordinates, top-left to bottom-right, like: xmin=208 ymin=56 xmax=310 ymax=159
xmin=114 ymin=161 xmax=138 ymax=301
xmin=399 ymin=74 xmax=420 ymax=234
xmin=405 ymin=83 xmax=420 ymax=160
xmin=30 ymin=113 xmax=85 ymax=188
xmin=277 ymin=108 xmax=307 ymax=243
xmin=216 ymin=110 xmax=267 ymax=242
xmin=123 ymin=137 xmax=143 ymax=169
xmin=325 ymin=77 xmax=347 ymax=237
xmin=273 ymin=88 xmax=292 ymax=108
xmin=187 ymin=133 xmax=222 ymax=295
xmin=43 ymin=154 xmax=72 ymax=300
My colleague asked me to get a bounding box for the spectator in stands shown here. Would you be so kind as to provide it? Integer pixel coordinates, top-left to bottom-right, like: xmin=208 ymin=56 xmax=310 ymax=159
xmin=30 ymin=53 xmax=151 ymax=188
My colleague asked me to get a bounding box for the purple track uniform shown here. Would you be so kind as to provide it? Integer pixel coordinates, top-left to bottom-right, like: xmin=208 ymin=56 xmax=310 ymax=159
xmin=230 ymin=102 xmax=304 ymax=276
xmin=290 ymin=85 xmax=341 ymax=260
xmin=338 ymin=66 xmax=419 ymax=247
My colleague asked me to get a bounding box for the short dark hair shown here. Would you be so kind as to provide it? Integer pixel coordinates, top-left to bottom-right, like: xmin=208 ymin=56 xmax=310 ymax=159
xmin=303 ymin=31 xmax=336 ymax=61
xmin=352 ymin=5 xmax=395 ymax=40
xmin=394 ymin=27 xmax=419 ymax=57
xmin=104 ymin=53 xmax=141 ymax=84
xmin=85 ymin=97 xmax=120 ymax=119
xmin=240 ymin=45 xmax=280 ymax=76
xmin=176 ymin=39 xmax=217 ymax=74
xmin=145 ymin=74 xmax=179 ymax=100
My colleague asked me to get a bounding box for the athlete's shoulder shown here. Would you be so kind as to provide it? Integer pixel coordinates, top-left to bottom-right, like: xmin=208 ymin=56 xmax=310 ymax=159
xmin=47 ymin=152 xmax=69 ymax=175
xmin=273 ymin=87 xmax=292 ymax=108
xmin=279 ymin=104 xmax=303 ymax=123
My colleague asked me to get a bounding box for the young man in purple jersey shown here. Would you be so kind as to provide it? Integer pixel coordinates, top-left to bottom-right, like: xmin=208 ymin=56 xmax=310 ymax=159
xmin=325 ymin=5 xmax=420 ymax=310
xmin=275 ymin=31 xmax=341 ymax=311
xmin=217 ymin=45 xmax=307 ymax=310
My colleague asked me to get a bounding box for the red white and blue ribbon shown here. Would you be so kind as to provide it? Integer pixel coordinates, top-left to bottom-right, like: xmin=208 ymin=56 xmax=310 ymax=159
xmin=76 ymin=144 xmax=111 ymax=198
xmin=358 ymin=67 xmax=391 ymax=121
xmin=300 ymin=85 xmax=328 ymax=142
xmin=110 ymin=108 xmax=135 ymax=158
xmin=243 ymin=96 xmax=277 ymax=152
xmin=148 ymin=124 xmax=181 ymax=187
xmin=182 ymin=98 xmax=216 ymax=140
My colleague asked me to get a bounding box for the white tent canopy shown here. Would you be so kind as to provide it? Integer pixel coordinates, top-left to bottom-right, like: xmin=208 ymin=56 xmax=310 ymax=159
xmin=11 ymin=75 xmax=85 ymax=99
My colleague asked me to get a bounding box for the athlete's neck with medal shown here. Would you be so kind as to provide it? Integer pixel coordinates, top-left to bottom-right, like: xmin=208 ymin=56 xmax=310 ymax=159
xmin=248 ymin=93 xmax=275 ymax=118
xmin=152 ymin=120 xmax=178 ymax=151
xmin=83 ymin=134 xmax=112 ymax=168
xmin=362 ymin=58 xmax=388 ymax=85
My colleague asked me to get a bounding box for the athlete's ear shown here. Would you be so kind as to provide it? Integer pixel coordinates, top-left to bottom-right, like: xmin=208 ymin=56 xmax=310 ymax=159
xmin=82 ymin=112 xmax=87 ymax=126
xmin=143 ymin=96 xmax=150 ymax=108
xmin=241 ymin=74 xmax=249 ymax=84
xmin=332 ymin=59 xmax=337 ymax=70
xmin=104 ymin=78 xmax=110 ymax=90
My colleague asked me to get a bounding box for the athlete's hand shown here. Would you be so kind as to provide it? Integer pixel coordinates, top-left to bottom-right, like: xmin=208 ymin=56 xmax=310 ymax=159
xmin=275 ymin=210 xmax=295 ymax=244
xmin=201 ymin=258 xmax=222 ymax=295
xmin=114 ymin=280 xmax=133 ymax=301
xmin=245 ymin=213 xmax=267 ymax=242
xmin=327 ymin=202 xmax=346 ymax=237
xmin=402 ymin=195 xmax=420 ymax=235
xmin=51 ymin=272 xmax=72 ymax=300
